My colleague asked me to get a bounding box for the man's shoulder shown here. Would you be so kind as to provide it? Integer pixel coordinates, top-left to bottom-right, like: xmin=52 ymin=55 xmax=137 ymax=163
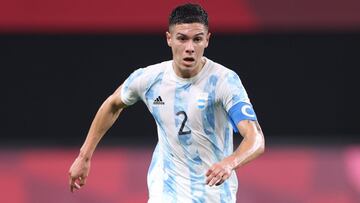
xmin=131 ymin=60 xmax=170 ymax=79
xmin=144 ymin=60 xmax=169 ymax=69
xmin=206 ymin=57 xmax=236 ymax=78
xmin=141 ymin=60 xmax=170 ymax=75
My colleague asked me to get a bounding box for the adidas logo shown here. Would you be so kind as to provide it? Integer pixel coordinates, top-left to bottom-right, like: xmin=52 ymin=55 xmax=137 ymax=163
xmin=153 ymin=96 xmax=165 ymax=105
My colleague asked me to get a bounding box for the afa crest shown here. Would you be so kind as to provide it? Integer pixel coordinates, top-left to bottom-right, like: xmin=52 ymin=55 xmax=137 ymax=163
xmin=196 ymin=92 xmax=208 ymax=110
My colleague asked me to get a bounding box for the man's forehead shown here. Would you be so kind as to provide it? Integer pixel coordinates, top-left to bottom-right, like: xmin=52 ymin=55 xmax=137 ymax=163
xmin=169 ymin=23 xmax=208 ymax=34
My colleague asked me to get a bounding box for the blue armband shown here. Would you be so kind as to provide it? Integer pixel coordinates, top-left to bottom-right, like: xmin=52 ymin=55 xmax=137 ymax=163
xmin=228 ymin=102 xmax=257 ymax=132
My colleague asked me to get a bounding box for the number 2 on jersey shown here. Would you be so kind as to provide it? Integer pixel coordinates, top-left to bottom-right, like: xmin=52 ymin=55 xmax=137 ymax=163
xmin=176 ymin=111 xmax=191 ymax=135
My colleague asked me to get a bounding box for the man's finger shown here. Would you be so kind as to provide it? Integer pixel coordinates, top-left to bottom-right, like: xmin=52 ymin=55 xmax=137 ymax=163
xmin=70 ymin=177 xmax=82 ymax=193
xmin=206 ymin=168 xmax=221 ymax=184
xmin=79 ymin=176 xmax=87 ymax=186
xmin=215 ymin=179 xmax=224 ymax=186
xmin=70 ymin=182 xmax=77 ymax=193
xmin=206 ymin=172 xmax=215 ymax=184
xmin=215 ymin=173 xmax=230 ymax=186
xmin=209 ymin=171 xmax=224 ymax=186
xmin=214 ymin=173 xmax=226 ymax=186
xmin=206 ymin=164 xmax=220 ymax=177
xmin=205 ymin=168 xmax=213 ymax=176
xmin=74 ymin=182 xmax=81 ymax=189
xmin=69 ymin=177 xmax=76 ymax=192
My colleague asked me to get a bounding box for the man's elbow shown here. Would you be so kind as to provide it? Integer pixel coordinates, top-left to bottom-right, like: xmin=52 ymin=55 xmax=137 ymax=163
xmin=258 ymin=143 xmax=265 ymax=156
xmin=256 ymin=132 xmax=265 ymax=156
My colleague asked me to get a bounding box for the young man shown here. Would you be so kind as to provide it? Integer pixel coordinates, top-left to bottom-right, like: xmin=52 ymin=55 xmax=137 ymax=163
xmin=69 ymin=3 xmax=265 ymax=203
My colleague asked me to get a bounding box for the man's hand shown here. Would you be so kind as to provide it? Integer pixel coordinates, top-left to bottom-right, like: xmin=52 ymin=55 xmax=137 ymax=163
xmin=68 ymin=156 xmax=90 ymax=192
xmin=205 ymin=156 xmax=235 ymax=187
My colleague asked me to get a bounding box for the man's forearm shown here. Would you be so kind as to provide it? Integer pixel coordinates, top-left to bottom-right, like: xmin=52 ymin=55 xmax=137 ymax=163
xmin=229 ymin=121 xmax=265 ymax=170
xmin=205 ymin=121 xmax=264 ymax=187
xmin=230 ymin=132 xmax=264 ymax=169
xmin=78 ymin=95 xmax=124 ymax=160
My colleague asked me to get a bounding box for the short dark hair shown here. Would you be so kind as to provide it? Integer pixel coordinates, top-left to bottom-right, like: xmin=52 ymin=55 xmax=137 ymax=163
xmin=169 ymin=3 xmax=208 ymax=29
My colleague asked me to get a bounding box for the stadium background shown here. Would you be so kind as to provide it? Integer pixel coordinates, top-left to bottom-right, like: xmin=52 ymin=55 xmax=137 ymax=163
xmin=1 ymin=0 xmax=360 ymax=202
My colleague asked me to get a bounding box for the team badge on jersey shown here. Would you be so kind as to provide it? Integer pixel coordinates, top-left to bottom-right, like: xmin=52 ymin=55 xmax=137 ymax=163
xmin=196 ymin=92 xmax=208 ymax=110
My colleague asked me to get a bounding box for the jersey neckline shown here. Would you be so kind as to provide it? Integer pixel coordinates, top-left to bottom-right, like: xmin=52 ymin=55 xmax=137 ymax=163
xmin=167 ymin=57 xmax=211 ymax=83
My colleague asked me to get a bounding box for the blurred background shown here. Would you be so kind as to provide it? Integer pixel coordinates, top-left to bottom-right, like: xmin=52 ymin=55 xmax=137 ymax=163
xmin=1 ymin=0 xmax=360 ymax=202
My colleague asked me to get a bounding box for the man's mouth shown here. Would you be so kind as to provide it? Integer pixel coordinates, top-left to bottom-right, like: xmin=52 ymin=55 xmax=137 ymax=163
xmin=183 ymin=57 xmax=195 ymax=62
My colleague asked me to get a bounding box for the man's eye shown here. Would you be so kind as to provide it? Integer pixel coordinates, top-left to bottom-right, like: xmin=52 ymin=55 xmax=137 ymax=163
xmin=177 ymin=37 xmax=186 ymax=41
xmin=194 ymin=38 xmax=202 ymax=42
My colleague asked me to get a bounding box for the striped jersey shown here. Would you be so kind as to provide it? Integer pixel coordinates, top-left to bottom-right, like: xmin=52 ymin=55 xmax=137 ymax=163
xmin=120 ymin=57 xmax=252 ymax=203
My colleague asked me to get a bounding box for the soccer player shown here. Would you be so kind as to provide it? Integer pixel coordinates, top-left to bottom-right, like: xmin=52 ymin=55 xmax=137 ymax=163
xmin=69 ymin=3 xmax=265 ymax=203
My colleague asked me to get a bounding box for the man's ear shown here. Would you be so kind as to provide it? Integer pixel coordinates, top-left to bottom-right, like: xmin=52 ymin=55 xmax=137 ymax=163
xmin=166 ymin=31 xmax=172 ymax=47
xmin=205 ymin=32 xmax=211 ymax=48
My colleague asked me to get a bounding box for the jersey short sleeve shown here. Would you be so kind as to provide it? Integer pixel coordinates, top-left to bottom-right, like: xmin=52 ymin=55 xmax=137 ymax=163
xmin=218 ymin=70 xmax=250 ymax=111
xmin=218 ymin=70 xmax=257 ymax=131
xmin=120 ymin=68 xmax=145 ymax=106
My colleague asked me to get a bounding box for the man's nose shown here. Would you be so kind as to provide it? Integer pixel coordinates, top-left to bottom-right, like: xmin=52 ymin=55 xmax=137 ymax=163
xmin=185 ymin=41 xmax=195 ymax=53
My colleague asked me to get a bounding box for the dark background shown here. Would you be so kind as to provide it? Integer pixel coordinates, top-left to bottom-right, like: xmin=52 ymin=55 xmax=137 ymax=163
xmin=1 ymin=1 xmax=360 ymax=202
xmin=1 ymin=32 xmax=359 ymax=147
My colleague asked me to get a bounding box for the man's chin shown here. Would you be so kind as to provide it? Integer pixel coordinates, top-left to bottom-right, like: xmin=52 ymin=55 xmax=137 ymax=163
xmin=180 ymin=65 xmax=196 ymax=72
xmin=182 ymin=61 xmax=195 ymax=67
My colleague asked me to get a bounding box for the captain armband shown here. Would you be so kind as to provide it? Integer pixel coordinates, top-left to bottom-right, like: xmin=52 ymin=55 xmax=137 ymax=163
xmin=228 ymin=102 xmax=257 ymax=132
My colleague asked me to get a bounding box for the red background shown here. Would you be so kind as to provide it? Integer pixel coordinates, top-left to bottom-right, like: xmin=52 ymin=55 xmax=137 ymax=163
xmin=1 ymin=0 xmax=359 ymax=33
xmin=1 ymin=147 xmax=360 ymax=203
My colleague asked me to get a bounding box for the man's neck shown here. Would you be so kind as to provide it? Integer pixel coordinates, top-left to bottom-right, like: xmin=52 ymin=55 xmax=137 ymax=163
xmin=173 ymin=58 xmax=206 ymax=79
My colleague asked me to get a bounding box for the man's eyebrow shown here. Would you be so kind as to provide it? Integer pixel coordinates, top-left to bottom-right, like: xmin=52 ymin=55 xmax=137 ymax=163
xmin=176 ymin=32 xmax=205 ymax=37
xmin=194 ymin=33 xmax=205 ymax=37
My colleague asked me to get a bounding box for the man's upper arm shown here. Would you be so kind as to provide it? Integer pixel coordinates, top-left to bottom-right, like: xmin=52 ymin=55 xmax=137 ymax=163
xmin=110 ymin=84 xmax=127 ymax=110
